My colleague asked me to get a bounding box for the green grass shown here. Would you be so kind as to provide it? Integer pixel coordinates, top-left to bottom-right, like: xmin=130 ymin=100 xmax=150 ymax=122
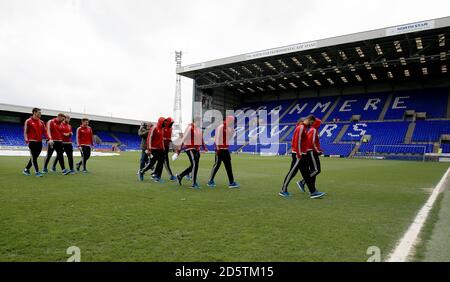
xmin=413 ymin=193 xmax=444 ymax=261
xmin=0 ymin=152 xmax=448 ymax=262
xmin=414 ymin=177 xmax=450 ymax=262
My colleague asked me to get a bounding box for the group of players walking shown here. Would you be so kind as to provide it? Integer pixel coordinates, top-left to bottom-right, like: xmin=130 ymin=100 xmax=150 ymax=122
xmin=22 ymin=108 xmax=94 ymax=177
xmin=280 ymin=114 xmax=326 ymax=199
xmin=137 ymin=115 xmax=239 ymax=189
xmin=136 ymin=113 xmax=326 ymax=198
xmin=22 ymin=107 xmax=326 ymax=198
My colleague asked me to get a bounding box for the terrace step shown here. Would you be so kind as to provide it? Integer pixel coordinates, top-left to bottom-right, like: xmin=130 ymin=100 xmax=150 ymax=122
xmin=279 ymin=100 xmax=299 ymax=123
xmin=110 ymin=133 xmax=122 ymax=144
xmin=322 ymin=96 xmax=341 ymax=123
xmin=334 ymin=124 xmax=349 ymax=143
xmin=280 ymin=126 xmax=295 ymax=143
xmin=378 ymin=92 xmax=393 ymax=121
xmin=349 ymin=142 xmax=361 ymax=158
xmin=404 ymin=122 xmax=416 ymax=144
xmin=434 ymin=142 xmax=441 ymax=153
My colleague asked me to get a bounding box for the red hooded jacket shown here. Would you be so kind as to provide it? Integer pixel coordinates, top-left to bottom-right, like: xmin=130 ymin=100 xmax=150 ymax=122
xmin=163 ymin=117 xmax=173 ymax=148
xmin=180 ymin=122 xmax=206 ymax=151
xmin=214 ymin=115 xmax=235 ymax=151
xmin=147 ymin=117 xmax=165 ymax=151
xmin=306 ymin=119 xmax=322 ymax=153
xmin=291 ymin=122 xmax=309 ymax=159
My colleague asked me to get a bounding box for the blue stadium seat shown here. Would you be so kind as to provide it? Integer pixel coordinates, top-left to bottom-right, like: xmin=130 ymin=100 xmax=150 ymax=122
xmin=412 ymin=121 xmax=450 ymax=142
xmin=328 ymin=92 xmax=389 ymax=121
xmin=281 ymin=96 xmax=337 ymax=123
xmin=384 ymin=88 xmax=448 ymax=119
xmin=342 ymin=121 xmax=409 ymax=144
xmin=0 ymin=122 xmax=143 ymax=150
xmin=321 ymin=143 xmax=354 ymax=157
xmin=441 ymin=143 xmax=450 ymax=153
xmin=274 ymin=122 xmax=345 ymax=155
xmin=112 ymin=131 xmax=141 ymax=150
xmin=236 ymin=100 xmax=294 ymax=123
xmin=0 ymin=122 xmax=26 ymax=146
xmin=247 ymin=124 xmax=291 ymax=144
xmin=95 ymin=131 xmax=117 ymax=143
xmin=359 ymin=143 xmax=433 ymax=154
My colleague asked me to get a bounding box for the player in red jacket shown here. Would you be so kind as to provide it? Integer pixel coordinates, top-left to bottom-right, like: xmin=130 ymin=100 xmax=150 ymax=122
xmin=297 ymin=118 xmax=323 ymax=193
xmin=43 ymin=113 xmax=68 ymax=174
xmin=139 ymin=117 xmax=166 ymax=182
xmin=23 ymin=108 xmax=48 ymax=177
xmin=279 ymin=115 xmax=326 ymax=199
xmin=162 ymin=117 xmax=176 ymax=181
xmin=175 ymin=118 xmax=208 ymax=189
xmin=207 ymin=115 xmax=239 ymax=188
xmin=52 ymin=114 xmax=75 ymax=174
xmin=76 ymin=118 xmax=94 ymax=173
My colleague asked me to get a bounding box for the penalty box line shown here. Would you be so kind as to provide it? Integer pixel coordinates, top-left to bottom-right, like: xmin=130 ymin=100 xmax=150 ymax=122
xmin=386 ymin=167 xmax=450 ymax=262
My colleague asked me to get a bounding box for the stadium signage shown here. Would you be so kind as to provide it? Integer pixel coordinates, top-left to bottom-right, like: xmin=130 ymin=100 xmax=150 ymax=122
xmin=385 ymin=20 xmax=435 ymax=36
xmin=245 ymin=41 xmax=318 ymax=60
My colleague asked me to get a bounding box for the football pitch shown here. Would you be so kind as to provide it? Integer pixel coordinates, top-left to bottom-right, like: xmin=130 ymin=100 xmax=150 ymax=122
xmin=0 ymin=152 xmax=448 ymax=262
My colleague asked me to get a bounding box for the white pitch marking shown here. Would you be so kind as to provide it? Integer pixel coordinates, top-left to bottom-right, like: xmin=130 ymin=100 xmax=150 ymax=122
xmin=386 ymin=167 xmax=450 ymax=262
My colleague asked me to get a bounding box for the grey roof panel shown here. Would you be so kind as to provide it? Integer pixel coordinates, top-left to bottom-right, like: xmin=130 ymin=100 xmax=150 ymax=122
xmin=177 ymin=17 xmax=450 ymax=76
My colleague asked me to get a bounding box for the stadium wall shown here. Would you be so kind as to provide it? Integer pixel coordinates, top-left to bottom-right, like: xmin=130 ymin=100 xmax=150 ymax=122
xmin=195 ymin=85 xmax=243 ymax=117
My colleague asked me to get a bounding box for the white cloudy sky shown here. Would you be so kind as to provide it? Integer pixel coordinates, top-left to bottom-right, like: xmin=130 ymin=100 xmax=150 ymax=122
xmin=0 ymin=0 xmax=449 ymax=126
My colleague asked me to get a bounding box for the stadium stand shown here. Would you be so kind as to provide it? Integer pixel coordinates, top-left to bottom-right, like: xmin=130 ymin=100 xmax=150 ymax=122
xmin=95 ymin=130 xmax=117 ymax=143
xmin=176 ymin=16 xmax=450 ymax=160
xmin=327 ymin=92 xmax=389 ymax=121
xmin=0 ymin=121 xmax=143 ymax=151
xmin=1 ymin=87 xmax=450 ymax=159
xmin=280 ymin=96 xmax=337 ymax=123
xmin=0 ymin=122 xmax=24 ymax=146
xmin=112 ymin=131 xmax=141 ymax=150
xmin=247 ymin=124 xmax=291 ymax=142
xmin=412 ymin=120 xmax=450 ymax=142
xmin=321 ymin=143 xmax=355 ymax=156
xmin=317 ymin=123 xmax=354 ymax=156
xmin=354 ymin=121 xmax=434 ymax=155
xmin=343 ymin=121 xmax=408 ymax=144
xmin=236 ymin=100 xmax=293 ymax=123
xmin=442 ymin=143 xmax=450 ymax=153
xmin=226 ymin=88 xmax=450 ymax=158
xmin=384 ymin=88 xmax=449 ymax=120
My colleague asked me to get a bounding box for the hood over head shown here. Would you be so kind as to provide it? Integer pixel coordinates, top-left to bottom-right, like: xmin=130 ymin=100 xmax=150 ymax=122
xmin=225 ymin=115 xmax=234 ymax=123
xmin=224 ymin=115 xmax=235 ymax=127
xmin=311 ymin=118 xmax=322 ymax=129
xmin=157 ymin=117 xmax=166 ymax=129
xmin=297 ymin=118 xmax=305 ymax=126
xmin=165 ymin=117 xmax=174 ymax=128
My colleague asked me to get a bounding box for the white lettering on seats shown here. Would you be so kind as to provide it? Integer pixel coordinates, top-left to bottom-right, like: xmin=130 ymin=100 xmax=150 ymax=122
xmin=339 ymin=100 xmax=357 ymax=112
xmin=364 ymin=98 xmax=381 ymax=110
xmin=392 ymin=96 xmax=409 ymax=109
